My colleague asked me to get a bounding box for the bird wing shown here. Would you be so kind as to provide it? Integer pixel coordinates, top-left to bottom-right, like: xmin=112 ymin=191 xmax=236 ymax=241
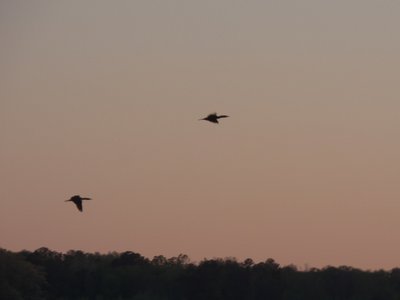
xmin=217 ymin=115 xmax=229 ymax=118
xmin=75 ymin=201 xmax=83 ymax=212
xmin=208 ymin=113 xmax=217 ymax=117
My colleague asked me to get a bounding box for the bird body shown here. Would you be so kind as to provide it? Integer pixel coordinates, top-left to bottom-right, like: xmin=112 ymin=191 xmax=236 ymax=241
xmin=200 ymin=113 xmax=229 ymax=124
xmin=65 ymin=195 xmax=91 ymax=212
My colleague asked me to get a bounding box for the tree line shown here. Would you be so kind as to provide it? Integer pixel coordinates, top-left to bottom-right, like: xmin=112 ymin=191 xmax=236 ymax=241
xmin=1 ymin=247 xmax=400 ymax=299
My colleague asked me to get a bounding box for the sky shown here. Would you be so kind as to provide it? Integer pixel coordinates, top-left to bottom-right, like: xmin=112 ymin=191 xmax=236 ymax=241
xmin=1 ymin=0 xmax=400 ymax=270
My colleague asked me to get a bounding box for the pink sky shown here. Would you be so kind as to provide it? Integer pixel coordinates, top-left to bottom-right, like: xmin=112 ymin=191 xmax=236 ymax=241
xmin=1 ymin=0 xmax=400 ymax=270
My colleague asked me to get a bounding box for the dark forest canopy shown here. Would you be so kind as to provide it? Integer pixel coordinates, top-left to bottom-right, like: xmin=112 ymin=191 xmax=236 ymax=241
xmin=1 ymin=247 xmax=400 ymax=300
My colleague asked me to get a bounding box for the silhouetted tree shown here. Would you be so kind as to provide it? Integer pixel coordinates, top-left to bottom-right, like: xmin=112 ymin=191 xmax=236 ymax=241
xmin=2 ymin=247 xmax=400 ymax=299
xmin=0 ymin=249 xmax=47 ymax=299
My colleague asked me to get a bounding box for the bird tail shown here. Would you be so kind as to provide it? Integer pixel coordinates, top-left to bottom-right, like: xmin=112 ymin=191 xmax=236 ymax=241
xmin=217 ymin=115 xmax=229 ymax=118
xmin=81 ymin=198 xmax=92 ymax=200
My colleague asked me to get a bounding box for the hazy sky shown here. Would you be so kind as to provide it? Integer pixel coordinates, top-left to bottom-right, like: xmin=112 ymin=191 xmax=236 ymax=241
xmin=1 ymin=0 xmax=400 ymax=270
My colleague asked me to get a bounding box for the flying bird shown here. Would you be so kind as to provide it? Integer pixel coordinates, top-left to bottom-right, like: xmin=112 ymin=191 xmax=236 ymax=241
xmin=200 ymin=113 xmax=229 ymax=124
xmin=65 ymin=195 xmax=92 ymax=212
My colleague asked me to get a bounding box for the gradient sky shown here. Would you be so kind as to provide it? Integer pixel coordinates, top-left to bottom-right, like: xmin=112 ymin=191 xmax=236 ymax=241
xmin=1 ymin=0 xmax=400 ymax=270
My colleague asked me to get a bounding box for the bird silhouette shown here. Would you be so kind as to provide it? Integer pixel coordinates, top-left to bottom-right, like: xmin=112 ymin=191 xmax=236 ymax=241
xmin=65 ymin=195 xmax=92 ymax=212
xmin=200 ymin=113 xmax=229 ymax=124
